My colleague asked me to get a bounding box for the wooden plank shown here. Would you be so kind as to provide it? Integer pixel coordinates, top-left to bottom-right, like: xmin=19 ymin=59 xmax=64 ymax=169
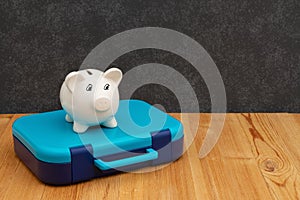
xmin=0 ymin=114 xmax=13 ymax=136
xmin=0 ymin=113 xmax=299 ymax=199
xmin=201 ymin=158 xmax=274 ymax=199
xmin=272 ymin=114 xmax=300 ymax=171
xmin=197 ymin=113 xmax=256 ymax=159
xmin=171 ymin=113 xmax=273 ymax=199
xmin=0 ymin=114 xmax=14 ymax=118
xmin=239 ymin=113 xmax=300 ymax=200
xmin=199 ymin=113 xmax=273 ymax=199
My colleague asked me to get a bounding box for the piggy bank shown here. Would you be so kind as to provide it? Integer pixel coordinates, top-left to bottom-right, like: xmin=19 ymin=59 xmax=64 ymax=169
xmin=60 ymin=68 xmax=123 ymax=133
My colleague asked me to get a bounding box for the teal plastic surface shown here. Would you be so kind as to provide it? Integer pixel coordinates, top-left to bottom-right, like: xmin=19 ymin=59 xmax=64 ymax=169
xmin=94 ymin=148 xmax=158 ymax=170
xmin=12 ymin=100 xmax=183 ymax=164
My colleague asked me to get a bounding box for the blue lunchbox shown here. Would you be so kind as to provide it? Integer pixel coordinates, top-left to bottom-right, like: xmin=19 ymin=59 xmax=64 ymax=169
xmin=12 ymin=100 xmax=184 ymax=185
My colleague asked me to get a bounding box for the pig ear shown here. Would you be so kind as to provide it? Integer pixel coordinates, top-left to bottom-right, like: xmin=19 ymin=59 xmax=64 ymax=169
xmin=65 ymin=72 xmax=85 ymax=93
xmin=103 ymin=68 xmax=123 ymax=86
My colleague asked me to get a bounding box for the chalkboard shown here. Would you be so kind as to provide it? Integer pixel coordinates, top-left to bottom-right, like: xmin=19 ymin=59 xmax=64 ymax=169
xmin=0 ymin=0 xmax=299 ymax=113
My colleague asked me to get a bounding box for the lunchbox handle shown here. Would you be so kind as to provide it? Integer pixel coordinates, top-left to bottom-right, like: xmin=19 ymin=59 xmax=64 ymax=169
xmin=94 ymin=148 xmax=158 ymax=170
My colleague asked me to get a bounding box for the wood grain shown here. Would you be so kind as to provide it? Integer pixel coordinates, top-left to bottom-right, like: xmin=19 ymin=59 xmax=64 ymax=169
xmin=0 ymin=113 xmax=299 ymax=200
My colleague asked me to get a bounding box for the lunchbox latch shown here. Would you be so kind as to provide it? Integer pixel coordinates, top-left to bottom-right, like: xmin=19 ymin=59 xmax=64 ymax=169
xmin=70 ymin=145 xmax=94 ymax=183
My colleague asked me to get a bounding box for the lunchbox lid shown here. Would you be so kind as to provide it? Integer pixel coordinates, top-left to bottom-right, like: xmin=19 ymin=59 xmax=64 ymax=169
xmin=13 ymin=100 xmax=183 ymax=163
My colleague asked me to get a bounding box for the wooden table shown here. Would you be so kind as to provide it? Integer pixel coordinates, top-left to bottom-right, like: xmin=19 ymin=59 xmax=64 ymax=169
xmin=0 ymin=113 xmax=299 ymax=199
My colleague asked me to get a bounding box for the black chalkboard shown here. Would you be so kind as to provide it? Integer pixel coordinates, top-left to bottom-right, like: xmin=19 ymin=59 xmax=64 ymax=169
xmin=0 ymin=0 xmax=299 ymax=113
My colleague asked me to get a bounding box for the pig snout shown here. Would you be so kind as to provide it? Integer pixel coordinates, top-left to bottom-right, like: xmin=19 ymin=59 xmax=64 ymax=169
xmin=95 ymin=97 xmax=111 ymax=111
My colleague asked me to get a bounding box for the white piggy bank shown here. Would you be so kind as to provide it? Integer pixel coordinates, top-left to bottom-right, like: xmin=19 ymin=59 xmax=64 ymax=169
xmin=60 ymin=68 xmax=123 ymax=133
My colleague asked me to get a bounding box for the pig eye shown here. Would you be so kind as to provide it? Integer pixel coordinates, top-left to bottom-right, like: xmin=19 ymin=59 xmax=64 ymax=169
xmin=86 ymin=70 xmax=93 ymax=75
xmin=86 ymin=84 xmax=93 ymax=91
xmin=104 ymin=84 xmax=110 ymax=90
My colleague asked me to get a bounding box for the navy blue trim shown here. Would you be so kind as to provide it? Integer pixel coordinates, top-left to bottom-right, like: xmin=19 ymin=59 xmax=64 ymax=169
xmin=151 ymin=129 xmax=171 ymax=150
xmin=13 ymin=136 xmax=72 ymax=185
xmin=13 ymin=133 xmax=184 ymax=185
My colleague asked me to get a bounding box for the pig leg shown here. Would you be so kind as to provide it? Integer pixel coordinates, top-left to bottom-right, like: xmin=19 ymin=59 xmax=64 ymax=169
xmin=65 ymin=114 xmax=73 ymax=122
xmin=101 ymin=117 xmax=117 ymax=128
xmin=73 ymin=122 xmax=89 ymax=133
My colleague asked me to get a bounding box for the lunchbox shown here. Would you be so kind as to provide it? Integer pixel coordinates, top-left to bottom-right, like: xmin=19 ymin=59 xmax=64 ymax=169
xmin=12 ymin=100 xmax=184 ymax=185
